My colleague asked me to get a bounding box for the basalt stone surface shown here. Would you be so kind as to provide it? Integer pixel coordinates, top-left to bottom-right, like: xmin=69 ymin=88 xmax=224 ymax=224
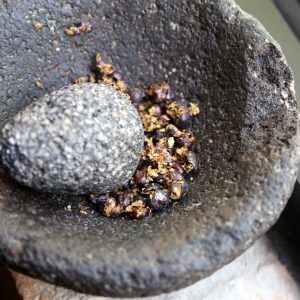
xmin=0 ymin=83 xmax=144 ymax=194
xmin=0 ymin=0 xmax=299 ymax=298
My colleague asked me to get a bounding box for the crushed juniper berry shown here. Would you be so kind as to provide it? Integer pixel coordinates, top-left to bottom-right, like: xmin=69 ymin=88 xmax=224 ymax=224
xmin=64 ymin=22 xmax=92 ymax=36
xmin=169 ymin=180 xmax=189 ymax=200
xmin=98 ymin=196 xmax=123 ymax=218
xmin=166 ymin=100 xmax=191 ymax=128
xmin=126 ymin=199 xmax=149 ymax=219
xmin=87 ymin=54 xmax=200 ymax=219
xmin=134 ymin=168 xmax=150 ymax=185
xmin=175 ymin=129 xmax=195 ymax=148
xmin=131 ymin=90 xmax=147 ymax=105
xmin=142 ymin=183 xmax=171 ymax=210
xmin=118 ymin=190 xmax=135 ymax=208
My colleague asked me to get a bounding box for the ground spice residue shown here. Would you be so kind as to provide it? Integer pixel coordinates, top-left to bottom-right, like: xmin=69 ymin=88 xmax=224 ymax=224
xmin=33 ymin=22 xmax=43 ymax=30
xmin=78 ymin=55 xmax=200 ymax=219
xmin=36 ymin=81 xmax=44 ymax=89
xmin=64 ymin=22 xmax=92 ymax=36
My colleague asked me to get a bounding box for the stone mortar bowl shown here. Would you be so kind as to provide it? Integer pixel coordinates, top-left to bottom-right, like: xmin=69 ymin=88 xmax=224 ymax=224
xmin=0 ymin=0 xmax=300 ymax=298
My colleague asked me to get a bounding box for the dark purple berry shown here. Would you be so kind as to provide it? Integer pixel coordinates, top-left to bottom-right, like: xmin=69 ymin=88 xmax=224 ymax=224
xmin=90 ymin=193 xmax=109 ymax=204
xmin=169 ymin=172 xmax=185 ymax=182
xmin=153 ymin=129 xmax=168 ymax=143
xmin=175 ymin=112 xmax=191 ymax=128
xmin=176 ymin=130 xmax=195 ymax=148
xmin=160 ymin=171 xmax=185 ymax=189
xmin=118 ymin=190 xmax=135 ymax=208
xmin=134 ymin=168 xmax=150 ymax=185
xmin=187 ymin=151 xmax=198 ymax=170
xmin=166 ymin=100 xmax=191 ymax=128
xmin=99 ymin=197 xmax=123 ymax=218
xmin=130 ymin=89 xmax=146 ymax=104
xmin=142 ymin=184 xmax=170 ymax=211
xmin=153 ymin=174 xmax=164 ymax=183
xmin=121 ymin=181 xmax=131 ymax=190
xmin=149 ymin=189 xmax=170 ymax=210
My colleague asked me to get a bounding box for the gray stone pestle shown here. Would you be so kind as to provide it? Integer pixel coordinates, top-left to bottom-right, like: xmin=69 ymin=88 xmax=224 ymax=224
xmin=0 ymin=83 xmax=145 ymax=194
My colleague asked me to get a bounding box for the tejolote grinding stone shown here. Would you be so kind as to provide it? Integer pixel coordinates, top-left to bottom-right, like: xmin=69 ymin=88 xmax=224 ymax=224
xmin=0 ymin=83 xmax=145 ymax=194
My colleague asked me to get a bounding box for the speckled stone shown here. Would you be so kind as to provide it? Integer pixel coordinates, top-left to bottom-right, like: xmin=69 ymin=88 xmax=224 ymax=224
xmin=0 ymin=0 xmax=299 ymax=298
xmin=0 ymin=83 xmax=144 ymax=194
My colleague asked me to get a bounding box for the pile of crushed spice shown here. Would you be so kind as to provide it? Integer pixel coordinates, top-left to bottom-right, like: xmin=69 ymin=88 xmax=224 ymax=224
xmin=79 ymin=55 xmax=200 ymax=219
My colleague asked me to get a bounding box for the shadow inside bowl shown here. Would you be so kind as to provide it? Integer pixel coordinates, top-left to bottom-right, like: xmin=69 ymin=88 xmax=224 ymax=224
xmin=0 ymin=0 xmax=249 ymax=242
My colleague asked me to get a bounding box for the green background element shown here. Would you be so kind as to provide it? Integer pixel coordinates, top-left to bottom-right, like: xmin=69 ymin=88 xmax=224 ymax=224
xmin=236 ymin=0 xmax=300 ymax=182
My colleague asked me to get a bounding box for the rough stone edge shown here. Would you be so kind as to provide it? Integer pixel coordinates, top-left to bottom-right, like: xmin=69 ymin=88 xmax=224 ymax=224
xmin=110 ymin=0 xmax=300 ymax=296
xmin=1 ymin=0 xmax=300 ymax=298
xmin=178 ymin=0 xmax=300 ymax=286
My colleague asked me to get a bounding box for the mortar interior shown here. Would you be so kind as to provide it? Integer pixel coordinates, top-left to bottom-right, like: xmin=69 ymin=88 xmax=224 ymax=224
xmin=0 ymin=0 xmax=299 ymax=297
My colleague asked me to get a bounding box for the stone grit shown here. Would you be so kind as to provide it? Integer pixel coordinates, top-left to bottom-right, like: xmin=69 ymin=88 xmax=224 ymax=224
xmin=10 ymin=237 xmax=300 ymax=300
xmin=0 ymin=0 xmax=299 ymax=297
xmin=0 ymin=83 xmax=145 ymax=194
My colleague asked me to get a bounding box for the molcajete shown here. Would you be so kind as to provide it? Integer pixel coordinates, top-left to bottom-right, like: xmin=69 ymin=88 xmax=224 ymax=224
xmin=0 ymin=0 xmax=299 ymax=297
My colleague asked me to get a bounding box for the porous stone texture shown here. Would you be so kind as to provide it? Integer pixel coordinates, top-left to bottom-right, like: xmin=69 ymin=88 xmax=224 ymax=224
xmin=0 ymin=83 xmax=144 ymax=194
xmin=0 ymin=0 xmax=22 ymax=11
xmin=10 ymin=237 xmax=300 ymax=300
xmin=0 ymin=0 xmax=299 ymax=298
